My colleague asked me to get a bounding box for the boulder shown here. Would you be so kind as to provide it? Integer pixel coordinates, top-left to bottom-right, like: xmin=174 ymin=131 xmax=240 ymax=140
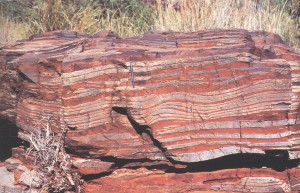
xmin=0 ymin=29 xmax=300 ymax=192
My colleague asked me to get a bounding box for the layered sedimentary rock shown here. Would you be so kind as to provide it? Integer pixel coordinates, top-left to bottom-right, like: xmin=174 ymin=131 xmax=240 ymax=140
xmin=0 ymin=29 xmax=300 ymax=192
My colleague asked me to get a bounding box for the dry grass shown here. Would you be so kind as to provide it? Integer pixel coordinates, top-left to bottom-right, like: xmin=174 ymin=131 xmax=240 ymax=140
xmin=28 ymin=1 xmax=102 ymax=35
xmin=0 ymin=16 xmax=29 ymax=44
xmin=155 ymin=0 xmax=299 ymax=50
xmin=0 ymin=0 xmax=298 ymax=50
xmin=26 ymin=118 xmax=82 ymax=193
xmin=96 ymin=9 xmax=153 ymax=38
xmin=17 ymin=0 xmax=153 ymax=39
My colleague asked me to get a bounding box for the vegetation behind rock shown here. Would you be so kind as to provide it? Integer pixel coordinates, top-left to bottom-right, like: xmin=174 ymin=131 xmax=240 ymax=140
xmin=0 ymin=0 xmax=299 ymax=49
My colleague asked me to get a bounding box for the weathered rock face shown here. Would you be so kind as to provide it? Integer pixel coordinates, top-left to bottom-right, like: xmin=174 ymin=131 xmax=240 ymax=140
xmin=1 ymin=29 xmax=300 ymax=192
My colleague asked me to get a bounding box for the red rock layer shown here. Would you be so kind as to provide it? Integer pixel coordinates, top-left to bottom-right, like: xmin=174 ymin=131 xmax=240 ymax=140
xmin=0 ymin=29 xmax=300 ymax=192
xmin=86 ymin=167 xmax=300 ymax=193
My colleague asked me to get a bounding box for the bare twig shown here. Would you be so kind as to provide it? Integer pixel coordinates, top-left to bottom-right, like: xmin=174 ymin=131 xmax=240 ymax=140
xmin=26 ymin=118 xmax=83 ymax=192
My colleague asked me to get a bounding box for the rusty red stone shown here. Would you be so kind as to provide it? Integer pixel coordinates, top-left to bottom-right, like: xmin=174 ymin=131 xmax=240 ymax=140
xmin=0 ymin=29 xmax=300 ymax=192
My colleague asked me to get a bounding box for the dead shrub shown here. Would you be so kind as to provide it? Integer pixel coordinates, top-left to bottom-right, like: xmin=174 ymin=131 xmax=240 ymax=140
xmin=26 ymin=117 xmax=83 ymax=193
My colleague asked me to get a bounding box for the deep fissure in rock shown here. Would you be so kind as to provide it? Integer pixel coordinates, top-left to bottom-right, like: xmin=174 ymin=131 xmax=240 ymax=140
xmin=167 ymin=153 xmax=300 ymax=173
xmin=112 ymin=107 xmax=300 ymax=172
xmin=112 ymin=107 xmax=169 ymax=156
xmin=0 ymin=119 xmax=28 ymax=161
xmin=17 ymin=70 xmax=35 ymax=83
xmin=80 ymin=153 xmax=300 ymax=181
xmin=79 ymin=156 xmax=173 ymax=181
xmin=111 ymin=107 xmax=127 ymax=115
xmin=81 ymin=171 xmax=114 ymax=181
xmin=66 ymin=107 xmax=300 ymax=181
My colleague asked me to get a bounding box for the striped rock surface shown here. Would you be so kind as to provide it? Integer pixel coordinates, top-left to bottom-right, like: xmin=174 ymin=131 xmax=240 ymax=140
xmin=0 ymin=29 xmax=300 ymax=192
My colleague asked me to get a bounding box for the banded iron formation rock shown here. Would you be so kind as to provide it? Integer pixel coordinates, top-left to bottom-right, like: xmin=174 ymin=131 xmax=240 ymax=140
xmin=0 ymin=29 xmax=300 ymax=192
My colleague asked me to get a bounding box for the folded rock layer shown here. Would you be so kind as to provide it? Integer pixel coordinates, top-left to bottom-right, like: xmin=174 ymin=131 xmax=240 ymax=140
xmin=0 ymin=29 xmax=300 ymax=192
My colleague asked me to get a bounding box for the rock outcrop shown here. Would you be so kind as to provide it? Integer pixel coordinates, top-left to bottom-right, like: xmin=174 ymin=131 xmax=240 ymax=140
xmin=0 ymin=29 xmax=300 ymax=192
